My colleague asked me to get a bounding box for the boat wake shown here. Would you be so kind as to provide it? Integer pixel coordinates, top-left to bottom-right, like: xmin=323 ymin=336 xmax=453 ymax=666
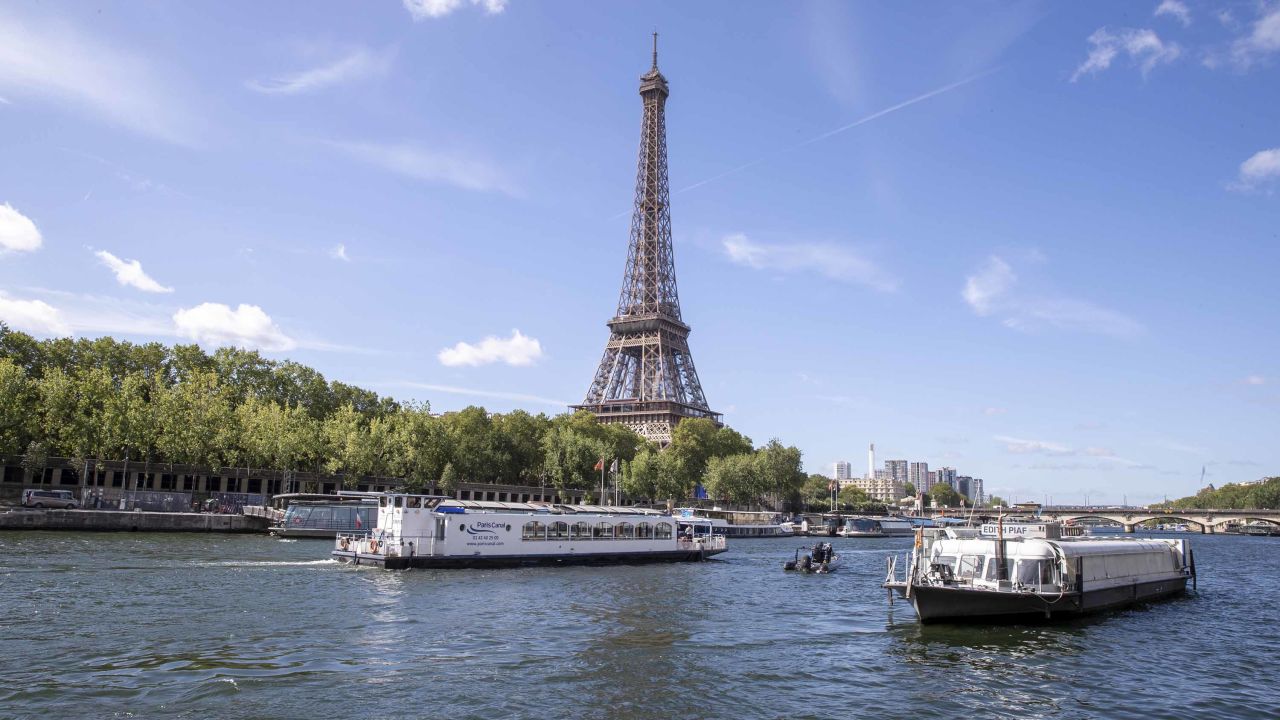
xmin=201 ymin=559 xmax=337 ymax=568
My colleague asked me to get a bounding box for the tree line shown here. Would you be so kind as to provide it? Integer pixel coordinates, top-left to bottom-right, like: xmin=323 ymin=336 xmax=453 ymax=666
xmin=0 ymin=326 xmax=805 ymax=504
xmin=1166 ymin=477 xmax=1280 ymax=510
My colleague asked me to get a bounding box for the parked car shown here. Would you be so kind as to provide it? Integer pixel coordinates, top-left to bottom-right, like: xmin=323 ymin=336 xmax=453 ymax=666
xmin=21 ymin=489 xmax=79 ymax=509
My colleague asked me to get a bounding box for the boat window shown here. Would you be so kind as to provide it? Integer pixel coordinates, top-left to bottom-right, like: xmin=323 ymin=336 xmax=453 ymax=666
xmin=983 ymin=558 xmax=1013 ymax=581
xmin=616 ymin=522 xmax=635 ymax=539
xmin=957 ymin=555 xmax=983 ymax=580
xmin=394 ymin=496 xmax=404 ymax=508
xmin=572 ymin=521 xmax=592 ymax=539
xmin=549 ymin=521 xmax=569 ymax=539
xmin=636 ymin=522 xmax=653 ymax=538
xmin=379 ymin=497 xmax=387 ymax=507
xmin=334 ymin=506 xmax=354 ymax=528
xmin=407 ymin=497 xmax=422 ymax=509
xmin=1016 ymin=560 xmax=1055 ymax=586
xmin=934 ymin=554 xmax=957 ymax=570
xmin=595 ymin=522 xmax=613 ymax=539
xmin=522 ymin=521 xmax=546 ymax=540
xmin=655 ymin=522 xmax=673 ymax=539
xmin=310 ymin=507 xmax=334 ymax=528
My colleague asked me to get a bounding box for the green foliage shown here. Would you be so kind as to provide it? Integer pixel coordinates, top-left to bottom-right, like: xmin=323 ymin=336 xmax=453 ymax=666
xmin=930 ymin=483 xmax=962 ymax=508
xmin=903 ymin=482 xmax=916 ymax=497
xmin=0 ymin=327 xmax=810 ymax=499
xmin=988 ymin=495 xmax=1006 ymax=508
xmin=1167 ymin=478 xmax=1280 ymax=510
xmin=838 ymin=485 xmax=870 ymax=508
xmin=801 ymin=474 xmax=835 ymax=509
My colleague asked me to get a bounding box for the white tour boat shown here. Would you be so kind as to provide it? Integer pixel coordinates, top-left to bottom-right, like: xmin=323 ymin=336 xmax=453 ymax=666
xmin=333 ymin=494 xmax=728 ymax=569
xmin=883 ymin=521 xmax=1195 ymax=623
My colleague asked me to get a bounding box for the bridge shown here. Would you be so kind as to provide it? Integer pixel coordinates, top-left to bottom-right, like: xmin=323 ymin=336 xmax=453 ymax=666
xmin=937 ymin=507 xmax=1280 ymax=534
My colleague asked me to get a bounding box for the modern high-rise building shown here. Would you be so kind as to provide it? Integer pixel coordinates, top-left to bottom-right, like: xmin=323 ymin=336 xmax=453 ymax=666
xmin=926 ymin=470 xmax=938 ymax=491
xmin=971 ymin=478 xmax=985 ymax=505
xmin=936 ymin=467 xmax=958 ymax=490
xmin=956 ymin=475 xmax=972 ymax=500
xmin=874 ymin=468 xmax=891 ymax=481
xmin=833 ymin=461 xmax=852 ymax=480
xmin=909 ymin=461 xmax=929 ymax=492
xmin=866 ymin=443 xmax=876 ymax=479
xmin=886 ymin=460 xmax=909 ymax=486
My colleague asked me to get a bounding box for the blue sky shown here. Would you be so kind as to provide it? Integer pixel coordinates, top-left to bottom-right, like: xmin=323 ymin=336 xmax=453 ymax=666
xmin=1 ymin=0 xmax=1277 ymax=505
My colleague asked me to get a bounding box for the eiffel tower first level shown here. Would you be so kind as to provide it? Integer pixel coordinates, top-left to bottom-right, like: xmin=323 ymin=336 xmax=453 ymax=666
xmin=572 ymin=35 xmax=721 ymax=446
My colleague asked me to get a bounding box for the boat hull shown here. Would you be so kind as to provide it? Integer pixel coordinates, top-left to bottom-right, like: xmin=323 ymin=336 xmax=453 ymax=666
xmin=333 ymin=546 xmax=726 ymax=570
xmin=909 ymin=577 xmax=1188 ymax=623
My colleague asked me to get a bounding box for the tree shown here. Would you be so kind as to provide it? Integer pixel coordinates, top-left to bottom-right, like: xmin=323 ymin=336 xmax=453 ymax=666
xmin=930 ymin=483 xmax=961 ymax=508
xmin=0 ymin=357 xmax=35 ymax=457
xmin=703 ymin=454 xmax=763 ymax=505
xmin=904 ymin=482 xmax=916 ymax=498
xmin=390 ymin=403 xmax=453 ymax=492
xmin=838 ymin=485 xmax=871 ymax=510
xmin=541 ymin=422 xmax=603 ymax=495
xmin=988 ymin=495 xmax=1006 ymax=508
xmin=755 ymin=439 xmax=805 ymax=508
xmin=801 ymin=474 xmax=835 ymax=510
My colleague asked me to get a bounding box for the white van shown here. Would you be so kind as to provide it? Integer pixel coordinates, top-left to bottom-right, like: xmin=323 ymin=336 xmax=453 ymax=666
xmin=21 ymin=489 xmax=79 ymax=509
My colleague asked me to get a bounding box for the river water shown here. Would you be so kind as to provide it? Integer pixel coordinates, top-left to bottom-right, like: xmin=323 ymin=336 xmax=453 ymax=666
xmin=0 ymin=531 xmax=1275 ymax=719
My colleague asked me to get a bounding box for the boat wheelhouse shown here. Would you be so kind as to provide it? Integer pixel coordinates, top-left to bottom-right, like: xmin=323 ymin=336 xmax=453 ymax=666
xmin=333 ymin=494 xmax=728 ymax=569
xmin=883 ymin=521 xmax=1195 ymax=623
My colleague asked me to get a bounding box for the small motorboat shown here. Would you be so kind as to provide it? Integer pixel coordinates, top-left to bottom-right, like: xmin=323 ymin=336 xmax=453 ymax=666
xmin=783 ymin=542 xmax=841 ymax=574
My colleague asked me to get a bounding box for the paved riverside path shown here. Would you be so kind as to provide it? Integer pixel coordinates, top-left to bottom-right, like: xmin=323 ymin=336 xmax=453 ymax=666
xmin=0 ymin=508 xmax=269 ymax=533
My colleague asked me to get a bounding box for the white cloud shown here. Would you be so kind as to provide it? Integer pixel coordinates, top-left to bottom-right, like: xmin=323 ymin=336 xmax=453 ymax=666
xmin=438 ymin=330 xmax=542 ymax=367
xmin=0 ymin=202 xmax=42 ymax=253
xmin=1083 ymin=446 xmax=1115 ymax=457
xmin=403 ymin=0 xmax=507 ymax=20
xmin=721 ymin=233 xmax=898 ymax=292
xmin=0 ymin=7 xmax=197 ymax=144
xmin=392 ymin=382 xmax=567 ymax=408
xmin=172 ymin=303 xmax=296 ymax=352
xmin=1230 ymin=147 xmax=1280 ymax=191
xmin=1154 ymin=0 xmax=1191 ymax=27
xmin=1071 ymin=27 xmax=1181 ymax=81
xmin=962 ymin=255 xmax=1143 ymax=338
xmin=962 ymin=256 xmax=1015 ymax=315
xmin=995 ymin=435 xmax=1073 ymax=456
xmin=329 ymin=244 xmax=350 ymax=262
xmin=1230 ymin=6 xmax=1280 ymax=68
xmin=94 ymin=250 xmax=174 ymax=293
xmin=247 ymin=47 xmax=392 ymax=95
xmin=328 ymin=140 xmax=515 ymax=195
xmin=0 ymin=293 xmax=69 ymax=335
xmin=1244 ymin=375 xmax=1267 ymax=386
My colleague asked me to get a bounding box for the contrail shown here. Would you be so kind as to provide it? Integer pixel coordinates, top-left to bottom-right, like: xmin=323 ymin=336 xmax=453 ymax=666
xmin=675 ymin=67 xmax=1001 ymax=194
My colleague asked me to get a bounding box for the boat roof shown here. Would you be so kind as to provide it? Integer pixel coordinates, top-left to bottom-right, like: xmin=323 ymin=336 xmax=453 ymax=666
xmin=434 ymin=499 xmax=670 ymax=516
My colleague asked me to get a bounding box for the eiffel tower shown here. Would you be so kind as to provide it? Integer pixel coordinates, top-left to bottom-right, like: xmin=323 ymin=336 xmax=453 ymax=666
xmin=573 ymin=35 xmax=721 ymax=445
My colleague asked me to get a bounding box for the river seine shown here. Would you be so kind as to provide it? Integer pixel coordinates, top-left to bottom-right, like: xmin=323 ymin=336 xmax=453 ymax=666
xmin=1 ymin=531 xmax=1275 ymax=719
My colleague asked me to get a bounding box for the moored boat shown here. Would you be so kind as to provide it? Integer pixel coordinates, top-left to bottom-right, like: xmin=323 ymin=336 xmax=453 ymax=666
xmin=883 ymin=521 xmax=1195 ymax=623
xmin=333 ymin=494 xmax=728 ymax=569
xmin=673 ymin=508 xmax=794 ymax=538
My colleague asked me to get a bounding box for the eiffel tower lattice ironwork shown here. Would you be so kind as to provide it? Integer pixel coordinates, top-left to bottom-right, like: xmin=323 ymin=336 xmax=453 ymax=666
xmin=572 ymin=35 xmax=721 ymax=445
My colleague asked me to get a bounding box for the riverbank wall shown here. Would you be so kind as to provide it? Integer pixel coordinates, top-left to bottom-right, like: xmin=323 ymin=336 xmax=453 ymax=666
xmin=0 ymin=509 xmax=270 ymax=533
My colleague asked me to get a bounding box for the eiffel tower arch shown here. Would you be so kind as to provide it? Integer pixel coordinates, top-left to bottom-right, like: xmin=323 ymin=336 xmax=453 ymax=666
xmin=572 ymin=35 xmax=721 ymax=445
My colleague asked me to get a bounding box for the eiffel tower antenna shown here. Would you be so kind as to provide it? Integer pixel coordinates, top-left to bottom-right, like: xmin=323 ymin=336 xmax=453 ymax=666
xmin=573 ymin=36 xmax=721 ymax=445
